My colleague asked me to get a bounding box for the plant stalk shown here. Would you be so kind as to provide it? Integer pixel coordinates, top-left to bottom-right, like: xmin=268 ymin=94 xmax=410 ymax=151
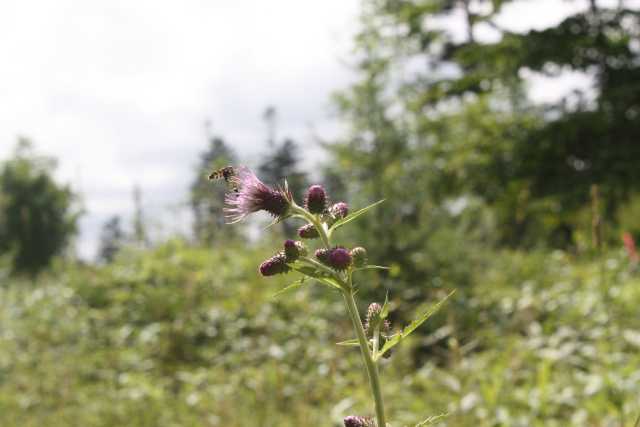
xmin=296 ymin=202 xmax=387 ymax=425
xmin=343 ymin=289 xmax=387 ymax=427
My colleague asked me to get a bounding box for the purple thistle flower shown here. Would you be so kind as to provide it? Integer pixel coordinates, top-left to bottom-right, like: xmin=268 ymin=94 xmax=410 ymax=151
xmin=330 ymin=202 xmax=349 ymax=219
xmin=224 ymin=167 xmax=292 ymax=223
xmin=329 ymin=247 xmax=352 ymax=271
xmin=298 ymin=223 xmax=319 ymax=239
xmin=259 ymin=252 xmax=290 ymax=276
xmin=343 ymin=415 xmax=375 ymax=427
xmin=305 ymin=185 xmax=327 ymax=214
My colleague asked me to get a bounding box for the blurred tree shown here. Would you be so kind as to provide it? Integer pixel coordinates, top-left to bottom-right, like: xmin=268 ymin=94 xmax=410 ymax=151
xmin=325 ymin=4 xmax=490 ymax=322
xmin=263 ymin=105 xmax=278 ymax=146
xmin=259 ymin=139 xmax=308 ymax=201
xmin=97 ymin=215 xmax=124 ymax=263
xmin=257 ymin=107 xmax=308 ymax=234
xmin=190 ymin=131 xmax=238 ymax=245
xmin=0 ymin=139 xmax=79 ymax=274
xmin=259 ymin=138 xmax=308 ymax=234
xmin=132 ymin=185 xmax=148 ymax=248
xmin=320 ymin=165 xmax=348 ymax=204
xmin=334 ymin=0 xmax=640 ymax=248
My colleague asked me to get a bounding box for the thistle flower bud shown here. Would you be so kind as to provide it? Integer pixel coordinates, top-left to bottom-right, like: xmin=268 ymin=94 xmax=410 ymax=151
xmin=259 ymin=252 xmax=290 ymax=276
xmin=315 ymin=248 xmax=331 ymax=265
xmin=328 ymin=247 xmax=352 ymax=271
xmin=350 ymin=247 xmax=368 ymax=268
xmin=365 ymin=302 xmax=383 ymax=333
xmin=305 ymin=185 xmax=327 ymax=214
xmin=297 ymin=223 xmax=319 ymax=239
xmin=330 ymin=202 xmax=349 ymax=219
xmin=343 ymin=415 xmax=375 ymax=427
xmin=284 ymin=239 xmax=306 ymax=262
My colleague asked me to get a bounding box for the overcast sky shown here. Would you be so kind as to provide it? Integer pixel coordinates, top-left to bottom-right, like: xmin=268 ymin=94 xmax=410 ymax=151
xmin=0 ymin=0 xmax=630 ymax=259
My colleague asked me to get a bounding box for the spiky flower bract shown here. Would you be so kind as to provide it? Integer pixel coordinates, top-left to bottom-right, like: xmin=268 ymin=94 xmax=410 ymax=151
xmin=330 ymin=202 xmax=349 ymax=219
xmin=305 ymin=185 xmax=327 ymax=214
xmin=365 ymin=302 xmax=383 ymax=333
xmin=259 ymin=252 xmax=290 ymax=276
xmin=350 ymin=247 xmax=368 ymax=268
xmin=224 ymin=167 xmax=291 ymax=223
xmin=329 ymin=247 xmax=352 ymax=271
xmin=298 ymin=223 xmax=319 ymax=239
xmin=315 ymin=248 xmax=331 ymax=265
xmin=284 ymin=239 xmax=306 ymax=262
xmin=343 ymin=415 xmax=375 ymax=427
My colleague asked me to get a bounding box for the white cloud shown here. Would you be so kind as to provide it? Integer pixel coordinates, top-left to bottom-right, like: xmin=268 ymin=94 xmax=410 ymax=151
xmin=0 ymin=0 xmax=359 ymax=259
xmin=1 ymin=0 xmax=633 ymax=259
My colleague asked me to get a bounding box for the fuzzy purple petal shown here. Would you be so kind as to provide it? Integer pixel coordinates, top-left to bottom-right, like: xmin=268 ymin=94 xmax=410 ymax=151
xmin=223 ymin=167 xmax=290 ymax=223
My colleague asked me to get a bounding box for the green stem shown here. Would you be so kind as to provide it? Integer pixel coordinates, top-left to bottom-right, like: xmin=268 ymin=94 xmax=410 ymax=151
xmin=293 ymin=202 xmax=386 ymax=425
xmin=291 ymin=205 xmax=330 ymax=248
xmin=343 ymin=289 xmax=387 ymax=427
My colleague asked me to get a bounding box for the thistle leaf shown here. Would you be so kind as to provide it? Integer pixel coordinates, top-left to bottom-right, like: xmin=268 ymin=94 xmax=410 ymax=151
xmin=415 ymin=413 xmax=449 ymax=426
xmin=271 ymin=277 xmax=307 ymax=298
xmin=292 ymin=265 xmax=324 ymax=278
xmin=353 ymin=265 xmax=389 ymax=272
xmin=328 ymin=199 xmax=385 ymax=233
xmin=336 ymin=338 xmax=360 ymax=347
xmin=376 ymin=290 xmax=455 ymax=360
xmin=380 ymin=292 xmax=390 ymax=319
xmin=316 ymin=277 xmax=343 ymax=290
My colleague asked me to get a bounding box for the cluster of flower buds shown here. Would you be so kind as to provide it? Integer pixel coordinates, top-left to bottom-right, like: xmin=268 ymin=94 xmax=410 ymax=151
xmin=315 ymin=247 xmax=353 ymax=271
xmin=224 ymin=174 xmax=362 ymax=277
xmin=343 ymin=415 xmax=375 ymax=427
xmin=259 ymin=240 xmax=307 ymax=277
xmin=314 ymin=246 xmax=368 ymax=271
xmin=220 ymin=171 xmax=393 ymax=426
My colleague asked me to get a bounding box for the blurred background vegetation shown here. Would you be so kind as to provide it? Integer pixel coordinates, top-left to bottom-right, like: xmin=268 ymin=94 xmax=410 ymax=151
xmin=1 ymin=0 xmax=640 ymax=426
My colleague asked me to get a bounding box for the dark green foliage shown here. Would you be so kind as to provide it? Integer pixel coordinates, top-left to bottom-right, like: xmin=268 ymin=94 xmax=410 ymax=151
xmin=190 ymin=136 xmax=238 ymax=244
xmin=1 ymin=242 xmax=639 ymax=426
xmin=97 ymin=215 xmax=125 ymax=263
xmin=259 ymin=139 xmax=308 ymax=235
xmin=0 ymin=140 xmax=78 ymax=274
xmin=259 ymin=139 xmax=308 ymax=201
xmin=132 ymin=185 xmax=148 ymax=247
xmin=331 ymin=0 xmax=640 ymax=258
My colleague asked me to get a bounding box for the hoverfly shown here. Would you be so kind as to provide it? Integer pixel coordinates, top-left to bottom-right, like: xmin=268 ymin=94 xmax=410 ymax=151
xmin=208 ymin=165 xmax=239 ymax=193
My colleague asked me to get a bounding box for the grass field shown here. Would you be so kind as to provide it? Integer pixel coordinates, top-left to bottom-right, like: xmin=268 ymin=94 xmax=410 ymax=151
xmin=1 ymin=241 xmax=639 ymax=426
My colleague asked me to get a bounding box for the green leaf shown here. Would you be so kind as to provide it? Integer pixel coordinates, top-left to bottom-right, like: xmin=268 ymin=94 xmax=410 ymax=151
xmin=271 ymin=277 xmax=307 ymax=298
xmin=292 ymin=265 xmax=324 ymax=279
xmin=328 ymin=199 xmax=385 ymax=233
xmin=290 ymin=265 xmax=344 ymax=291
xmin=289 ymin=266 xmax=343 ymax=291
xmin=376 ymin=290 xmax=455 ymax=360
xmin=316 ymin=277 xmax=343 ymax=290
xmin=353 ymin=265 xmax=389 ymax=272
xmin=335 ymin=338 xmax=360 ymax=347
xmin=380 ymin=292 xmax=390 ymax=319
xmin=415 ymin=413 xmax=449 ymax=426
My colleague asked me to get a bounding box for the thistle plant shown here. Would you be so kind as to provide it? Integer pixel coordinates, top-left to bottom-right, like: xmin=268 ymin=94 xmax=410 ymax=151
xmin=217 ymin=166 xmax=452 ymax=427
